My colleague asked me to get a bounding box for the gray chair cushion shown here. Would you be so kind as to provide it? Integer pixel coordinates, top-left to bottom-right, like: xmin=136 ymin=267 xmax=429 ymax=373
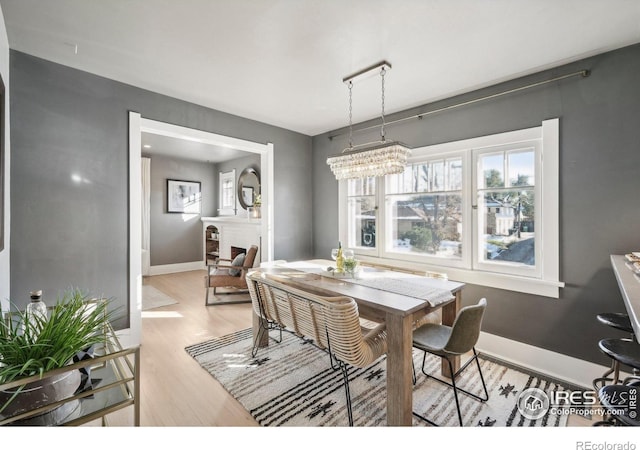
xmin=413 ymin=323 xmax=452 ymax=356
xmin=228 ymin=253 xmax=246 ymax=276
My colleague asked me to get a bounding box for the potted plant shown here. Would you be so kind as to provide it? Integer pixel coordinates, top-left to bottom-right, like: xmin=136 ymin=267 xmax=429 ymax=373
xmin=0 ymin=287 xmax=115 ymax=421
xmin=343 ymin=257 xmax=360 ymax=278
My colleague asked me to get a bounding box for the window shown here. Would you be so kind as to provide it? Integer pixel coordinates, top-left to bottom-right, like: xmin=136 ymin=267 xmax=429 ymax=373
xmin=346 ymin=177 xmax=377 ymax=255
xmin=219 ymin=169 xmax=236 ymax=216
xmin=339 ymin=118 xmax=562 ymax=297
xmin=474 ymin=145 xmax=539 ymax=278
xmin=386 ymin=156 xmax=464 ymax=263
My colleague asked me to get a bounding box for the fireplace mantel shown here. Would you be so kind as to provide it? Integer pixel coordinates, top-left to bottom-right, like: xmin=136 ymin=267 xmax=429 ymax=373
xmin=201 ymin=217 xmax=261 ymax=264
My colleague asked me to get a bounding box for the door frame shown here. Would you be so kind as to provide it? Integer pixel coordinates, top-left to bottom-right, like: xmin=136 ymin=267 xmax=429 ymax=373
xmin=126 ymin=111 xmax=275 ymax=347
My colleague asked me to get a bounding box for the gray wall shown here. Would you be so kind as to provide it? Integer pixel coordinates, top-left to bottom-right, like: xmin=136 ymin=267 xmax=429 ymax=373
xmin=0 ymin=7 xmax=9 ymax=311
xmin=313 ymin=43 xmax=640 ymax=366
xmin=146 ymin=155 xmax=216 ymax=266
xmin=10 ymin=51 xmax=313 ymax=327
xmin=215 ymin=153 xmax=261 ymax=216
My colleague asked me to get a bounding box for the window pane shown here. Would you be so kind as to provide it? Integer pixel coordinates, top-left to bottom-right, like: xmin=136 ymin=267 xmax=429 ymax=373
xmin=348 ymin=177 xmax=376 ymax=196
xmin=387 ymin=194 xmax=462 ymax=258
xmin=447 ymin=158 xmax=463 ymax=191
xmin=222 ymin=179 xmax=233 ymax=208
xmin=508 ymin=150 xmax=535 ymax=187
xmin=387 ymin=166 xmax=414 ymax=194
xmin=414 ymin=164 xmax=429 ymax=192
xmin=348 ymin=196 xmax=376 ymax=248
xmin=389 ymin=158 xmax=462 ymax=194
xmin=480 ymin=153 xmax=504 ymax=189
xmin=431 ymin=161 xmax=445 ymax=191
xmin=478 ymin=189 xmax=535 ymax=266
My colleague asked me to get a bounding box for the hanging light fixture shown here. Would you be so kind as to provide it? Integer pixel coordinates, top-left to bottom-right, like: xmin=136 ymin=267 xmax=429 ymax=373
xmin=327 ymin=61 xmax=411 ymax=180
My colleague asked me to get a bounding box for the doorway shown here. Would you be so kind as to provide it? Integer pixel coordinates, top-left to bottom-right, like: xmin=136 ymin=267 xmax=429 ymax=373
xmin=127 ymin=112 xmax=275 ymax=347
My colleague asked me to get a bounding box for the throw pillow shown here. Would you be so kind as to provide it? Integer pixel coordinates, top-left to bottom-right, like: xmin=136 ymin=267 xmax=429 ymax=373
xmin=228 ymin=253 xmax=246 ymax=277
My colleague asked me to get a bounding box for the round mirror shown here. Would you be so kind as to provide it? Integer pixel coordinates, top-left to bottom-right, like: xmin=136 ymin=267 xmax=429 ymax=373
xmin=237 ymin=167 xmax=261 ymax=210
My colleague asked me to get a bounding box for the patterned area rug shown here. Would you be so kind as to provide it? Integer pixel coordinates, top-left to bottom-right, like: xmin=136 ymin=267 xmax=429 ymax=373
xmin=142 ymin=285 xmax=178 ymax=310
xmin=185 ymin=328 xmax=573 ymax=427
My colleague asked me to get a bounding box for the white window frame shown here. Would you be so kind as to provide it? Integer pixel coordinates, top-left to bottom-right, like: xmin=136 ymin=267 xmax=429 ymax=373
xmin=342 ymin=178 xmax=379 ymax=258
xmin=338 ymin=118 xmax=563 ymax=298
xmin=219 ymin=169 xmax=236 ymax=216
xmin=381 ymin=151 xmax=470 ymax=270
xmin=472 ymin=141 xmax=541 ymax=278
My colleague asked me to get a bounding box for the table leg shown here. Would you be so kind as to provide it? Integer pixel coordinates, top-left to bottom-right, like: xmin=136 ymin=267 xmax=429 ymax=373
xmin=386 ymin=312 xmax=414 ymax=426
xmin=252 ymin=309 xmax=269 ymax=348
xmin=441 ymin=291 xmax=461 ymax=378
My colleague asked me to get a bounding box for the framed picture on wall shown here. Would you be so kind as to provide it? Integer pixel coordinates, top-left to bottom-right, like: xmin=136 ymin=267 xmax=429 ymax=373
xmin=167 ymin=179 xmax=201 ymax=214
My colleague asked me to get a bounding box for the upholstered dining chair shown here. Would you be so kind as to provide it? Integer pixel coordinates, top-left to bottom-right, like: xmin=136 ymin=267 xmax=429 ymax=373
xmin=204 ymin=245 xmax=258 ymax=306
xmin=412 ymin=297 xmax=488 ymax=426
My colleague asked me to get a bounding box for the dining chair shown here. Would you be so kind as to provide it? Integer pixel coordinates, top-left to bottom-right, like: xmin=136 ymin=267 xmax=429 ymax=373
xmin=248 ymin=273 xmax=388 ymax=426
xmin=412 ymin=297 xmax=488 ymax=426
xmin=246 ymin=273 xmax=283 ymax=357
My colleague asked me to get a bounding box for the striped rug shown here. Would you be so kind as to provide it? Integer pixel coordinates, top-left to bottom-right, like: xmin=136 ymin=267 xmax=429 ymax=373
xmin=185 ymin=328 xmax=573 ymax=427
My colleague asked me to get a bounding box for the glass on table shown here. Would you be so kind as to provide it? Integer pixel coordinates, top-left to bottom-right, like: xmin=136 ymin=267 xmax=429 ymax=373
xmin=331 ymin=248 xmax=354 ymax=261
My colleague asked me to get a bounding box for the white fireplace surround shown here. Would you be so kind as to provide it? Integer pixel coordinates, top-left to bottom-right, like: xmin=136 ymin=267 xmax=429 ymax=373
xmin=201 ymin=217 xmax=262 ymax=264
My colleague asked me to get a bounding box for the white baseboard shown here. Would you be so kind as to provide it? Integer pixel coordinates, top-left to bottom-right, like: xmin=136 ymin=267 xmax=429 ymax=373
xmin=148 ymin=261 xmax=205 ymax=276
xmin=477 ymin=332 xmax=627 ymax=390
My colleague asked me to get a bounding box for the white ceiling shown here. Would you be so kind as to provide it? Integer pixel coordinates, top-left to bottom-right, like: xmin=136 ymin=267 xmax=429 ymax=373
xmin=1 ymin=0 xmax=640 ymax=137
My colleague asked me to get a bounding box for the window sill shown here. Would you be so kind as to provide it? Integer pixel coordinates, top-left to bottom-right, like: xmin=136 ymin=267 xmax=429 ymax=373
xmin=357 ymin=255 xmax=564 ymax=298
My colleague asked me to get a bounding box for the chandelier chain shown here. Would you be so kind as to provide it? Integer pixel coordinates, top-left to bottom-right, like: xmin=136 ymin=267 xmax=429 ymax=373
xmin=348 ymin=81 xmax=353 ymax=149
xmin=380 ymin=67 xmax=386 ymax=141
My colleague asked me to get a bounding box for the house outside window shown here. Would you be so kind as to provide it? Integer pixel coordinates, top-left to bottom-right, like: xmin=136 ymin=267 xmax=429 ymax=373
xmin=338 ymin=118 xmax=562 ymax=297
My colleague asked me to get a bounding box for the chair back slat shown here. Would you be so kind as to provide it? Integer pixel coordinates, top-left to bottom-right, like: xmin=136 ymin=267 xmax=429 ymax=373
xmin=247 ymin=275 xmax=264 ymax=319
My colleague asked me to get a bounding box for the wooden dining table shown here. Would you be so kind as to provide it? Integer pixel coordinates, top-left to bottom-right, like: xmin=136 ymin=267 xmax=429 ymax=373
xmin=250 ymin=259 xmax=465 ymax=426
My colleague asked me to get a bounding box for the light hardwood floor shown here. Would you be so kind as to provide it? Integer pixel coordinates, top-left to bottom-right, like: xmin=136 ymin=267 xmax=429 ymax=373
xmin=135 ymin=270 xmax=257 ymax=426
xmin=111 ymin=269 xmax=590 ymax=427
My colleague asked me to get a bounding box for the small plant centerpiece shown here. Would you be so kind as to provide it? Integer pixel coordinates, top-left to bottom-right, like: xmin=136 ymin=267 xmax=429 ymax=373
xmin=0 ymin=287 xmax=114 ymax=420
xmin=343 ymin=256 xmax=360 ymax=278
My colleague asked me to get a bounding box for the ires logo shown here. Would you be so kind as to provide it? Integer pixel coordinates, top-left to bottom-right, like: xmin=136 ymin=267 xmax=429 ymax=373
xmin=517 ymin=385 xmax=638 ymax=420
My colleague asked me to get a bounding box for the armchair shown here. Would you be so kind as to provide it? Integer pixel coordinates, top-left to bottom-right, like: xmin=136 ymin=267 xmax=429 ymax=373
xmin=204 ymin=245 xmax=258 ymax=306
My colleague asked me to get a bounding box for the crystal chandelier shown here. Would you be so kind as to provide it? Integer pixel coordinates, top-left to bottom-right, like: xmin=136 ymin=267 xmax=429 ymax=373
xmin=327 ymin=61 xmax=411 ymax=180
